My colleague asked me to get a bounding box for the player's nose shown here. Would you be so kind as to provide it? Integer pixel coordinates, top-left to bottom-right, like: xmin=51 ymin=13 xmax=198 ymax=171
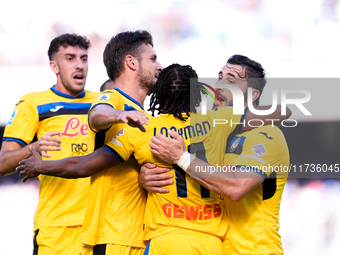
xmin=156 ymin=61 xmax=163 ymax=72
xmin=75 ymin=58 xmax=85 ymax=70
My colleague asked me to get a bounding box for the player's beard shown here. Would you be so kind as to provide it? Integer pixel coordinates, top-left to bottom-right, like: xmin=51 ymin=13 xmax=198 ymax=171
xmin=137 ymin=66 xmax=156 ymax=95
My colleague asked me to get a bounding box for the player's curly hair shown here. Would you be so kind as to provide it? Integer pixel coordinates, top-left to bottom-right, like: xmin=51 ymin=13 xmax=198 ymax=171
xmin=103 ymin=30 xmax=153 ymax=81
xmin=48 ymin=33 xmax=90 ymax=60
xmin=227 ymin=54 xmax=267 ymax=105
xmin=149 ymin=63 xmax=203 ymax=121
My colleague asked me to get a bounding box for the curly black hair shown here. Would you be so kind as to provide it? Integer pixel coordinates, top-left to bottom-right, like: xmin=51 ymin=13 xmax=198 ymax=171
xmin=227 ymin=54 xmax=266 ymax=105
xmin=48 ymin=33 xmax=90 ymax=60
xmin=148 ymin=63 xmax=203 ymax=121
xmin=103 ymin=30 xmax=153 ymax=81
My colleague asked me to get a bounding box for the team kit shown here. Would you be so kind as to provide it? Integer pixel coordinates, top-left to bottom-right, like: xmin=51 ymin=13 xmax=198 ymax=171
xmin=0 ymin=31 xmax=290 ymax=255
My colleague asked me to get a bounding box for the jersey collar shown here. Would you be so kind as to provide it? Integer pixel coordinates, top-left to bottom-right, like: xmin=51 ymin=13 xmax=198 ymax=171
xmin=50 ymin=85 xmax=86 ymax=99
xmin=114 ymin=88 xmax=144 ymax=110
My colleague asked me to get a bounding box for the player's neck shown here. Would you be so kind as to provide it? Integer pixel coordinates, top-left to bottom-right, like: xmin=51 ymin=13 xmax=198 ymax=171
xmin=114 ymin=77 xmax=148 ymax=107
xmin=54 ymin=81 xmax=83 ymax=97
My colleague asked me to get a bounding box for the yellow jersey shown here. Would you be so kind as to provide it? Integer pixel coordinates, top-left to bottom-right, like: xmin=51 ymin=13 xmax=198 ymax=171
xmin=82 ymin=88 xmax=150 ymax=248
xmin=222 ymin=125 xmax=289 ymax=255
xmin=105 ymin=107 xmax=242 ymax=241
xmin=3 ymin=86 xmax=99 ymax=229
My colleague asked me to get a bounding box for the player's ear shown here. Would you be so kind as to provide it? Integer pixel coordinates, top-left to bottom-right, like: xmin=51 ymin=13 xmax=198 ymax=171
xmin=251 ymin=88 xmax=260 ymax=103
xmin=50 ymin=60 xmax=59 ymax=75
xmin=125 ymin=55 xmax=137 ymax=71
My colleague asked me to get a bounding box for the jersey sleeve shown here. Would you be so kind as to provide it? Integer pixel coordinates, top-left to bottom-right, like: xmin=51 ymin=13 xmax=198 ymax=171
xmin=3 ymin=94 xmax=39 ymax=146
xmin=104 ymin=125 xmax=141 ymax=163
xmin=188 ymin=107 xmax=243 ymax=167
xmin=88 ymin=90 xmax=124 ymax=132
xmin=233 ymin=128 xmax=289 ymax=179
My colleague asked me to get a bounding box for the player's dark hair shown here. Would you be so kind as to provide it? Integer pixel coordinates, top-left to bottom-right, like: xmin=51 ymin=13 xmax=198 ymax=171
xmin=48 ymin=33 xmax=90 ymax=60
xmin=103 ymin=30 xmax=153 ymax=81
xmin=149 ymin=64 xmax=203 ymax=121
xmin=100 ymin=79 xmax=115 ymax=92
xmin=227 ymin=54 xmax=266 ymax=105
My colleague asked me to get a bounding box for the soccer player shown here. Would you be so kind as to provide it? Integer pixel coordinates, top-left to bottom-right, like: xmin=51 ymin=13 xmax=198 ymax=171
xmin=82 ymin=30 xmax=162 ymax=255
xmin=0 ymin=34 xmax=98 ymax=255
xmin=99 ymin=79 xmax=115 ymax=92
xmin=17 ymin=63 xmax=289 ymax=254
xmin=147 ymin=55 xmax=289 ymax=255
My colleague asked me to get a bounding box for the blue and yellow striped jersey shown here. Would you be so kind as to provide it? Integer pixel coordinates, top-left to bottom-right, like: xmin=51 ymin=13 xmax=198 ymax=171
xmin=105 ymin=107 xmax=242 ymax=241
xmin=82 ymin=88 xmax=151 ymax=248
xmin=3 ymin=86 xmax=99 ymax=229
xmin=222 ymin=125 xmax=289 ymax=255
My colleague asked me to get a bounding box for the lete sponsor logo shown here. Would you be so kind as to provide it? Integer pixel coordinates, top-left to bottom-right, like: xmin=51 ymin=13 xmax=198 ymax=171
xmin=7 ymin=110 xmax=18 ymax=126
xmin=110 ymin=128 xmax=125 ymax=146
xmin=253 ymin=144 xmax=267 ymax=157
xmin=59 ymin=117 xmax=88 ymax=138
xmin=114 ymin=129 xmax=124 ymax=138
xmin=98 ymin=94 xmax=110 ymax=101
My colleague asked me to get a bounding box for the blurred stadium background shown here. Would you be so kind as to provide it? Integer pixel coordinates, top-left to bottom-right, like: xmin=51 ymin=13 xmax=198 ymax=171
xmin=1 ymin=0 xmax=340 ymax=254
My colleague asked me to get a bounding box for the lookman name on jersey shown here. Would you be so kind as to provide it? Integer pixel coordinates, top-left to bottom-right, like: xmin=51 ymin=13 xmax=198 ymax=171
xmin=105 ymin=107 xmax=243 ymax=241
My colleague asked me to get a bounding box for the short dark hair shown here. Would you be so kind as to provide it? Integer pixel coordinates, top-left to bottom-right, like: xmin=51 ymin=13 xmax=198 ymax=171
xmin=103 ymin=30 xmax=153 ymax=81
xmin=48 ymin=33 xmax=90 ymax=60
xmin=149 ymin=64 xmax=202 ymax=121
xmin=227 ymin=54 xmax=266 ymax=105
xmin=100 ymin=79 xmax=115 ymax=92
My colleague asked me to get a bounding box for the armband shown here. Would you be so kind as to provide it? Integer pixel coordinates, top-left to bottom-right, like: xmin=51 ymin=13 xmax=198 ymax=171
xmin=177 ymin=151 xmax=192 ymax=172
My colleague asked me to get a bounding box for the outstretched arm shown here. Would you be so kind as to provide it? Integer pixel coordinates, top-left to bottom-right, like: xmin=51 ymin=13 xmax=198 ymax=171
xmin=0 ymin=131 xmax=61 ymax=176
xmin=150 ymin=130 xmax=263 ymax=201
xmin=16 ymin=146 xmax=119 ymax=182
xmin=89 ymin=104 xmax=148 ymax=132
xmin=183 ymin=157 xmax=263 ymax=201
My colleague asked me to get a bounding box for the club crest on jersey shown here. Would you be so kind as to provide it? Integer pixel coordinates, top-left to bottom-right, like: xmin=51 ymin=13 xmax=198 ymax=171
xmin=7 ymin=110 xmax=18 ymax=126
xmin=230 ymin=137 xmax=240 ymax=152
xmin=98 ymin=94 xmax=110 ymax=101
xmin=59 ymin=117 xmax=88 ymax=138
xmin=253 ymin=144 xmax=266 ymax=157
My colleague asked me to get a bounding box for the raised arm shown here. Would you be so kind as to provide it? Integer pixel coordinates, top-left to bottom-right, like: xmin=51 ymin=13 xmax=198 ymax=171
xmin=150 ymin=130 xmax=263 ymax=201
xmin=89 ymin=104 xmax=148 ymax=132
xmin=16 ymin=146 xmax=119 ymax=182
